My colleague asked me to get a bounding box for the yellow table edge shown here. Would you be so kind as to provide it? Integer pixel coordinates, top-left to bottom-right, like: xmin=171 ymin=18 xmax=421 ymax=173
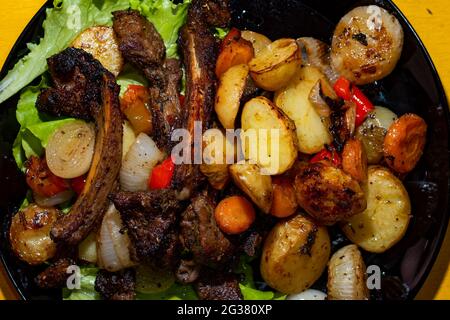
xmin=1 ymin=0 xmax=449 ymax=300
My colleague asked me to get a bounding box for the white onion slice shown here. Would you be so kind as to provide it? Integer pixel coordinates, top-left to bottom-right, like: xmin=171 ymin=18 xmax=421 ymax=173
xmin=46 ymin=121 xmax=95 ymax=179
xmin=120 ymin=133 xmax=165 ymax=191
xmin=97 ymin=204 xmax=135 ymax=272
xmin=34 ymin=190 xmax=74 ymax=208
xmin=287 ymin=289 xmax=327 ymax=300
xmin=78 ymin=231 xmax=98 ymax=263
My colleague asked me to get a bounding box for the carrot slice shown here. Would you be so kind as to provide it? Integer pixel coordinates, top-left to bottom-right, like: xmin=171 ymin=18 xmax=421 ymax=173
xmin=383 ymin=114 xmax=427 ymax=173
xmin=270 ymin=176 xmax=298 ymax=218
xmin=214 ymin=196 xmax=256 ymax=235
xmin=342 ymin=138 xmax=368 ymax=182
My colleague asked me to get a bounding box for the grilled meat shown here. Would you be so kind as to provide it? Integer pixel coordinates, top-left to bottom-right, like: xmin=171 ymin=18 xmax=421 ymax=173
xmin=196 ymin=269 xmax=242 ymax=300
xmin=112 ymin=10 xmax=166 ymax=86
xmin=95 ymin=268 xmax=136 ymax=300
xmin=175 ymin=259 xmax=201 ymax=284
xmin=113 ymin=10 xmax=182 ymax=152
xmin=36 ymin=48 xmax=107 ymax=120
xmin=110 ymin=190 xmax=181 ymax=268
xmin=180 ymin=191 xmax=236 ymax=268
xmin=172 ymin=0 xmax=231 ymax=197
xmin=35 ymin=258 xmax=75 ymax=289
xmin=36 ymin=48 xmax=123 ymax=245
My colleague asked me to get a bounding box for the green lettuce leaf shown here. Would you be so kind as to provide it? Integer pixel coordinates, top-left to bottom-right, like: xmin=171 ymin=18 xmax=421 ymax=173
xmin=117 ymin=64 xmax=149 ymax=97
xmin=0 ymin=0 xmax=130 ymax=104
xmin=63 ymin=266 xmax=101 ymax=300
xmin=130 ymin=0 xmax=191 ymax=58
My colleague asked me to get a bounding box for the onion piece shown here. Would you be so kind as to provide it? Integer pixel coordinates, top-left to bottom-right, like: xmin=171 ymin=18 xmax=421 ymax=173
xmin=120 ymin=133 xmax=165 ymax=191
xmin=97 ymin=204 xmax=135 ymax=272
xmin=78 ymin=231 xmax=98 ymax=263
xmin=309 ymin=80 xmax=331 ymax=117
xmin=46 ymin=121 xmax=96 ymax=179
xmin=34 ymin=190 xmax=74 ymax=207
xmin=122 ymin=121 xmax=137 ymax=160
xmin=287 ymin=289 xmax=327 ymax=300
xmin=327 ymin=244 xmax=369 ymax=300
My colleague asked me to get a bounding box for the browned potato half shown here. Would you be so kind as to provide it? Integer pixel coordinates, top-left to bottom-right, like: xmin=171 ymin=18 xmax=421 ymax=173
xmin=9 ymin=204 xmax=60 ymax=265
xmin=241 ymin=97 xmax=298 ymax=175
xmin=330 ymin=6 xmax=404 ymax=85
xmin=215 ymin=64 xmax=249 ymax=129
xmin=294 ymin=162 xmax=367 ymax=226
xmin=229 ymin=162 xmax=273 ymax=213
xmin=327 ymin=244 xmax=369 ymax=300
xmin=200 ymin=129 xmax=235 ymax=190
xmin=249 ymin=38 xmax=301 ymax=91
xmin=275 ymin=66 xmax=333 ymax=154
xmin=72 ymin=26 xmax=124 ymax=76
xmin=261 ymin=214 xmax=331 ymax=294
xmin=241 ymin=30 xmax=272 ymax=56
xmin=341 ymin=166 xmax=411 ymax=253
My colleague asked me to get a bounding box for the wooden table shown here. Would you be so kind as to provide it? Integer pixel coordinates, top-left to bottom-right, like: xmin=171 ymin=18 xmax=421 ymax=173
xmin=1 ymin=0 xmax=449 ymax=300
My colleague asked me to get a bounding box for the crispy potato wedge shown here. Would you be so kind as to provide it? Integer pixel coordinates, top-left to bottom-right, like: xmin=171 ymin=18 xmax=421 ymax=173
xmin=215 ymin=64 xmax=249 ymax=129
xmin=240 ymin=96 xmax=298 ymax=175
xmin=261 ymin=214 xmax=331 ymax=294
xmin=229 ymin=163 xmax=273 ymax=213
xmin=327 ymin=244 xmax=369 ymax=300
xmin=341 ymin=166 xmax=411 ymax=253
xmin=274 ymin=66 xmax=332 ymax=154
xmin=241 ymin=30 xmax=272 ymax=57
xmin=72 ymin=26 xmax=123 ymax=76
xmin=249 ymin=38 xmax=301 ymax=91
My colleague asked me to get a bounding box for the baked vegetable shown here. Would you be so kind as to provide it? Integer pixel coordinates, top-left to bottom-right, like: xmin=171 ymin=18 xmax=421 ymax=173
xmin=275 ymin=66 xmax=332 ymax=154
xmin=327 ymin=244 xmax=369 ymax=300
xmin=249 ymin=38 xmax=301 ymax=91
xmin=341 ymin=166 xmax=411 ymax=253
xmin=241 ymin=96 xmax=298 ymax=175
xmin=261 ymin=214 xmax=330 ymax=294
xmin=241 ymin=30 xmax=272 ymax=57
xmin=214 ymin=196 xmax=256 ymax=235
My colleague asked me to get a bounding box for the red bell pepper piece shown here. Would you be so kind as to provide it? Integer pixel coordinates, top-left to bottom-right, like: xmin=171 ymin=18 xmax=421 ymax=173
xmin=179 ymin=94 xmax=185 ymax=106
xmin=71 ymin=175 xmax=87 ymax=196
xmin=333 ymin=76 xmax=374 ymax=127
xmin=148 ymin=157 xmax=175 ymax=190
xmin=25 ymin=156 xmax=70 ymax=198
xmin=220 ymin=27 xmax=241 ymax=51
xmin=333 ymin=76 xmax=352 ymax=101
xmin=310 ymin=148 xmax=342 ymax=167
xmin=351 ymin=86 xmax=374 ymax=127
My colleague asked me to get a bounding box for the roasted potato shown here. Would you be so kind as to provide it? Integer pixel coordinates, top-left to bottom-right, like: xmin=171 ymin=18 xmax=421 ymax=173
xmin=355 ymin=106 xmax=397 ymax=164
xmin=241 ymin=30 xmax=272 ymax=57
xmin=261 ymin=214 xmax=331 ymax=294
xmin=327 ymin=244 xmax=369 ymax=300
xmin=229 ymin=163 xmax=273 ymax=213
xmin=330 ymin=6 xmax=404 ymax=85
xmin=72 ymin=26 xmax=124 ymax=77
xmin=275 ymin=66 xmax=333 ymax=154
xmin=9 ymin=204 xmax=60 ymax=265
xmin=341 ymin=166 xmax=411 ymax=253
xmin=240 ymin=96 xmax=298 ymax=175
xmin=294 ymin=162 xmax=366 ymax=226
xmin=215 ymin=64 xmax=249 ymax=129
xmin=249 ymin=38 xmax=301 ymax=91
xmin=200 ymin=129 xmax=235 ymax=190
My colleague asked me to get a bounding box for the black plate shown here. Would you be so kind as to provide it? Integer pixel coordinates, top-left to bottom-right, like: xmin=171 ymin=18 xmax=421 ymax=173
xmin=0 ymin=0 xmax=449 ymax=300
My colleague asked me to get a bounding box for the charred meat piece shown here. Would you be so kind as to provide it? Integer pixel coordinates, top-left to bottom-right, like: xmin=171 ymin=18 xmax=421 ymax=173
xmin=176 ymin=259 xmax=201 ymax=284
xmin=110 ymin=190 xmax=181 ymax=268
xmin=113 ymin=10 xmax=182 ymax=153
xmin=180 ymin=191 xmax=236 ymax=268
xmin=95 ymin=268 xmax=136 ymax=300
xmin=196 ymin=269 xmax=242 ymax=300
xmin=112 ymin=10 xmax=166 ymax=86
xmin=41 ymin=48 xmax=123 ymax=245
xmin=35 ymin=258 xmax=75 ymax=289
xmin=172 ymin=0 xmax=231 ymax=196
xmin=36 ymin=48 xmax=107 ymax=120
xmin=149 ymin=58 xmax=183 ymax=152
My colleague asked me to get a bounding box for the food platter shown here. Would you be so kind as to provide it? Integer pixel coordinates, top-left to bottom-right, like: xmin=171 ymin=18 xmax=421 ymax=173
xmin=0 ymin=0 xmax=449 ymax=300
